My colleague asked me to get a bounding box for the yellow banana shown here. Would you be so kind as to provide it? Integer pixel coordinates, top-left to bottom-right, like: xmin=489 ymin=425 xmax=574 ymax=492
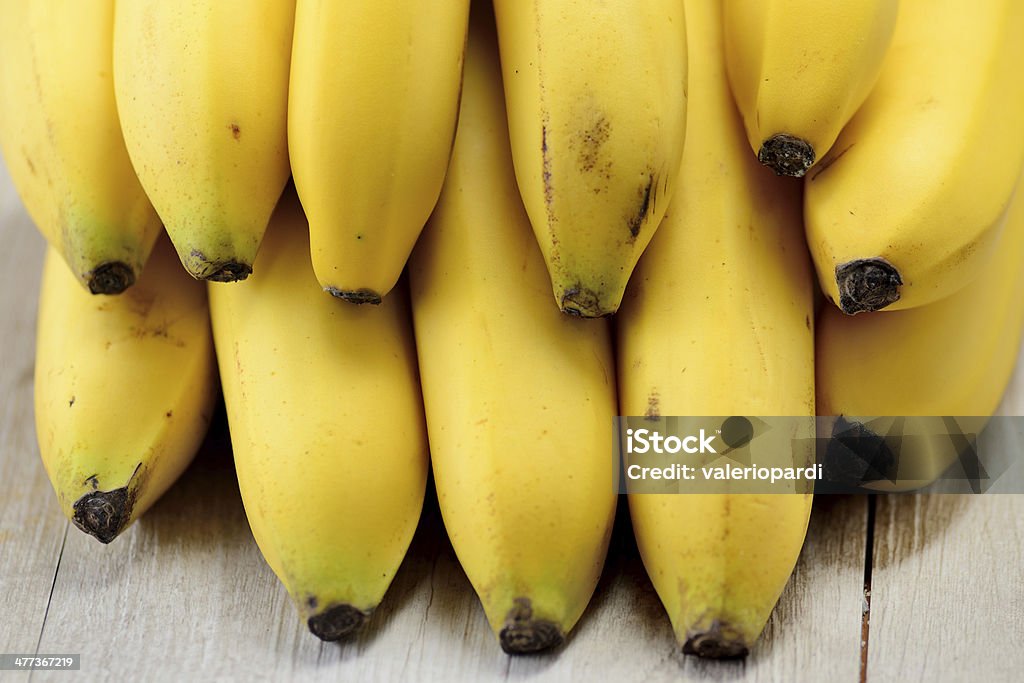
xmin=35 ymin=236 xmax=217 ymax=543
xmin=617 ymin=0 xmax=814 ymax=657
xmin=724 ymin=0 xmax=898 ymax=177
xmin=805 ymin=0 xmax=1024 ymax=314
xmin=409 ymin=4 xmax=617 ymax=654
xmin=492 ymin=0 xmax=688 ymax=318
xmin=817 ymin=174 xmax=1024 ymax=491
xmin=113 ymin=0 xmax=294 ymax=281
xmin=0 ymin=0 xmax=161 ymax=294
xmin=209 ymin=191 xmax=428 ymax=641
xmin=288 ymin=0 xmax=469 ymax=304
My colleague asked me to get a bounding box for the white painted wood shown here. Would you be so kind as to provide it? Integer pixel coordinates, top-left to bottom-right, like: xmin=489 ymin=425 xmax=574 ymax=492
xmin=868 ymin=494 xmax=1024 ymax=683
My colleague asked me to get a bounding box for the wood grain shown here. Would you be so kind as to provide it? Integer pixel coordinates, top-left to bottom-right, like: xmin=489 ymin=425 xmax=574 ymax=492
xmin=868 ymin=494 xmax=1024 ymax=683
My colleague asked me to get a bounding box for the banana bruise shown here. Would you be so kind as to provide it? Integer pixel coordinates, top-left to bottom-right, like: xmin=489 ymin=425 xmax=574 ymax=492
xmin=723 ymin=0 xmax=898 ymax=177
xmin=617 ymin=0 xmax=815 ymax=658
xmin=113 ymin=0 xmax=294 ymax=281
xmin=208 ymin=190 xmax=428 ymax=641
xmin=817 ymin=173 xmax=1024 ymax=492
xmin=35 ymin=236 xmax=217 ymax=543
xmin=409 ymin=3 xmax=617 ymax=655
xmin=0 ymin=0 xmax=161 ymax=294
xmin=805 ymin=0 xmax=1024 ymax=313
xmin=288 ymin=0 xmax=469 ymax=304
xmin=492 ymin=0 xmax=688 ymax=318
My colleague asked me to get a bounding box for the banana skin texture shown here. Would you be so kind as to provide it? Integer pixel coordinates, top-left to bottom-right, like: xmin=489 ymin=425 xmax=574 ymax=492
xmin=617 ymin=0 xmax=815 ymax=658
xmin=114 ymin=0 xmax=295 ymax=281
xmin=209 ymin=190 xmax=428 ymax=641
xmin=409 ymin=3 xmax=618 ymax=655
xmin=805 ymin=0 xmax=1024 ymax=314
xmin=35 ymin=235 xmax=217 ymax=543
xmin=493 ymin=0 xmax=688 ymax=318
xmin=0 ymin=0 xmax=162 ymax=294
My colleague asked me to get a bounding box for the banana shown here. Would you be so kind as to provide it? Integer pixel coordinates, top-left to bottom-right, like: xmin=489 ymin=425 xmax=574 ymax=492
xmin=409 ymin=4 xmax=617 ymax=655
xmin=35 ymin=235 xmax=217 ymax=543
xmin=288 ymin=0 xmax=469 ymax=304
xmin=208 ymin=190 xmax=428 ymax=641
xmin=724 ymin=0 xmax=898 ymax=177
xmin=617 ymin=0 xmax=814 ymax=657
xmin=113 ymin=0 xmax=294 ymax=282
xmin=805 ymin=0 xmax=1024 ymax=314
xmin=0 ymin=0 xmax=161 ymax=294
xmin=817 ymin=174 xmax=1024 ymax=491
xmin=492 ymin=0 xmax=688 ymax=318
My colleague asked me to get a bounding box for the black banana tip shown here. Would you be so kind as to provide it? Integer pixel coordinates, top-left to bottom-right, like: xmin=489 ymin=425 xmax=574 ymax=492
xmin=560 ymin=286 xmax=609 ymax=319
xmin=307 ymin=604 xmax=369 ymax=641
xmin=325 ymin=288 xmax=383 ymax=305
xmin=835 ymin=258 xmax=902 ymax=314
xmin=498 ymin=598 xmax=565 ymax=655
xmin=204 ymin=261 xmax=252 ymax=283
xmin=88 ymin=262 xmax=136 ymax=295
xmin=683 ymin=622 xmax=750 ymax=659
xmin=758 ymin=134 xmax=816 ymax=177
xmin=72 ymin=487 xmax=132 ymax=544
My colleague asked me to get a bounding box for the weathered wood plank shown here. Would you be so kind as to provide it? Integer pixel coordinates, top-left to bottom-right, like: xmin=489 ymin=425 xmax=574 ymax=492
xmin=0 ymin=168 xmax=68 ymax=670
xmin=869 ymin=494 xmax=1024 ymax=683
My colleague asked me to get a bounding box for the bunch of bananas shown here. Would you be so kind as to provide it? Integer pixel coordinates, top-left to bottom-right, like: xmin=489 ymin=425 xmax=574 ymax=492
xmin=2 ymin=0 xmax=1022 ymax=662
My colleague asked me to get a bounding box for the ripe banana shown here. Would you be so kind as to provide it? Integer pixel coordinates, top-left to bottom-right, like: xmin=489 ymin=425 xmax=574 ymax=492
xmin=288 ymin=0 xmax=469 ymax=304
xmin=35 ymin=236 xmax=217 ymax=543
xmin=805 ymin=0 xmax=1024 ymax=314
xmin=723 ymin=0 xmax=898 ymax=177
xmin=409 ymin=4 xmax=617 ymax=654
xmin=0 ymin=0 xmax=161 ymax=294
xmin=113 ymin=0 xmax=294 ymax=282
xmin=817 ymin=174 xmax=1024 ymax=491
xmin=209 ymin=191 xmax=428 ymax=641
xmin=617 ymin=0 xmax=814 ymax=657
xmin=492 ymin=0 xmax=688 ymax=318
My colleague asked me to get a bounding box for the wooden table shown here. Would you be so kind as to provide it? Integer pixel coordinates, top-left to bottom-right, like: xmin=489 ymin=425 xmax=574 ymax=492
xmin=1 ymin=166 xmax=1021 ymax=683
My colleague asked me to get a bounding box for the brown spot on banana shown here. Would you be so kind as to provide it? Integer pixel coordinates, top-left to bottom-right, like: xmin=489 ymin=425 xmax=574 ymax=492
xmin=575 ymin=114 xmax=611 ymax=174
xmin=645 ymin=390 xmax=660 ymax=420
xmin=626 ymin=173 xmax=657 ymax=241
